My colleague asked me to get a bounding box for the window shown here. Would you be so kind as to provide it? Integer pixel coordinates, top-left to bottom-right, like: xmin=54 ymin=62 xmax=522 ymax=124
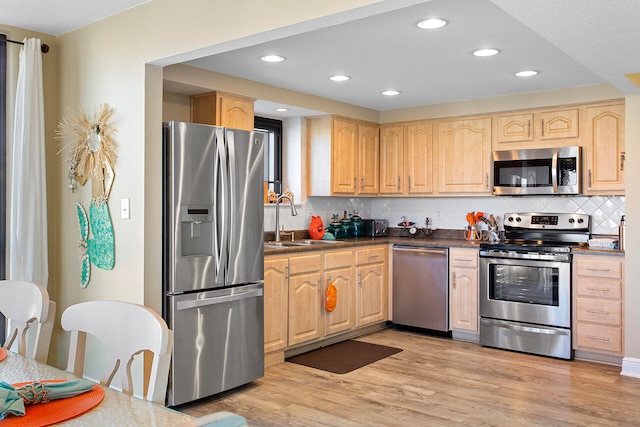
xmin=254 ymin=116 xmax=283 ymax=197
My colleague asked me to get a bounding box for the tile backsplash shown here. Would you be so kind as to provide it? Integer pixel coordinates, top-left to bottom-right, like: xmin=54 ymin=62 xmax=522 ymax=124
xmin=273 ymin=195 xmax=625 ymax=236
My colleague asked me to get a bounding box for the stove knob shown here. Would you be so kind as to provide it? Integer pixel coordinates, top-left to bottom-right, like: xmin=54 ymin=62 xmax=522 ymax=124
xmin=515 ymin=217 xmax=522 ymax=222
xmin=577 ymin=218 xmax=584 ymax=224
xmin=569 ymin=218 xmax=575 ymax=224
xmin=507 ymin=216 xmax=514 ymax=223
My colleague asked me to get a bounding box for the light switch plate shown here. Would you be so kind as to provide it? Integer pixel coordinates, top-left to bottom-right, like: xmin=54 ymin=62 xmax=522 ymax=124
xmin=121 ymin=198 xmax=130 ymax=219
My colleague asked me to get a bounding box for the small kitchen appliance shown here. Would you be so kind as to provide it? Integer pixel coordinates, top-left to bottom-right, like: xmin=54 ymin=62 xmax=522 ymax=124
xmin=479 ymin=212 xmax=591 ymax=360
xmin=363 ymin=219 xmax=388 ymax=237
xmin=492 ymin=146 xmax=581 ymax=196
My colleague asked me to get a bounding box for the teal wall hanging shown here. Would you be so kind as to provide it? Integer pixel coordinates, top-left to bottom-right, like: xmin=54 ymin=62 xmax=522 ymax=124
xmin=58 ymin=104 xmax=118 ymax=287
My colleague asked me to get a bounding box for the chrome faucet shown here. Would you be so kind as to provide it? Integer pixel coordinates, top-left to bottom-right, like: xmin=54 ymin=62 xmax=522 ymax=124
xmin=275 ymin=194 xmax=298 ymax=242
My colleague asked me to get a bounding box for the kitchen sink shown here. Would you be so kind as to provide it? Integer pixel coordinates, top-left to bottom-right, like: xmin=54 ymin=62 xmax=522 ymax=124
xmin=264 ymin=239 xmax=342 ymax=248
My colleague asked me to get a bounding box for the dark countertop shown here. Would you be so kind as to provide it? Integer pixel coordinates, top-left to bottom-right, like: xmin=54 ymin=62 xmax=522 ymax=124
xmin=264 ymin=235 xmax=625 ymax=257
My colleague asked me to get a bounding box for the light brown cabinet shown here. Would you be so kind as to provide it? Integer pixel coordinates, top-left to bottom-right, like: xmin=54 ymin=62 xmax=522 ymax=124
xmin=437 ymin=117 xmax=492 ymax=194
xmin=354 ymin=246 xmax=388 ymax=327
xmin=307 ymin=116 xmax=379 ymax=196
xmin=190 ymin=91 xmax=255 ymax=131
xmin=379 ymin=125 xmax=404 ymax=194
xmin=583 ymin=103 xmax=625 ymax=195
xmin=573 ymin=254 xmax=624 ymax=357
xmin=271 ymin=246 xmax=388 ymax=354
xmin=493 ymin=107 xmax=579 ymax=149
xmin=449 ymin=248 xmax=479 ymax=335
xmin=323 ymin=251 xmax=355 ymax=336
xmin=264 ymin=257 xmax=289 ymax=355
xmin=287 ymin=254 xmax=323 ymax=347
xmin=379 ymin=122 xmax=435 ymax=196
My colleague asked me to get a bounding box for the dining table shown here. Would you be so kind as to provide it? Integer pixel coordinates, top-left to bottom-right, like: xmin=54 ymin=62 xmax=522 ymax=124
xmin=0 ymin=348 xmax=195 ymax=426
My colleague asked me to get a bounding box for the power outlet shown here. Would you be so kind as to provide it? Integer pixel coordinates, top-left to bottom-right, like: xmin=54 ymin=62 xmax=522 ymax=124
xmin=435 ymin=210 xmax=442 ymax=220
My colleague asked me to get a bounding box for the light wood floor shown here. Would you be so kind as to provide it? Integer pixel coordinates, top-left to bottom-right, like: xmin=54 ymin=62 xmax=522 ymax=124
xmin=178 ymin=328 xmax=640 ymax=426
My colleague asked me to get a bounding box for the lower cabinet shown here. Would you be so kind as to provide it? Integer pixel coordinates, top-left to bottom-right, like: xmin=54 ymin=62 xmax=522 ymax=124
xmin=573 ymin=254 xmax=624 ymax=358
xmin=323 ymin=250 xmax=355 ymax=336
xmin=355 ymin=246 xmax=388 ymax=327
xmin=264 ymin=257 xmax=289 ymax=354
xmin=265 ymin=245 xmax=388 ymax=365
xmin=288 ymin=254 xmax=323 ymax=347
xmin=449 ymin=248 xmax=479 ymax=336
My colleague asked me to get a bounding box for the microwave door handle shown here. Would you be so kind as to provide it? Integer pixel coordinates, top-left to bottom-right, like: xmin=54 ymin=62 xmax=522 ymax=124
xmin=551 ymin=148 xmax=558 ymax=192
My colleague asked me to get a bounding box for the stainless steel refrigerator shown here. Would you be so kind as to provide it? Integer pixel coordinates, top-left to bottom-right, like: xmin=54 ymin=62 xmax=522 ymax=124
xmin=162 ymin=121 xmax=265 ymax=407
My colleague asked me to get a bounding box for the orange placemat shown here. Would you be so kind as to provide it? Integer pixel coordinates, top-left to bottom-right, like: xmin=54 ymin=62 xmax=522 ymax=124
xmin=0 ymin=348 xmax=6 ymax=362
xmin=2 ymin=380 xmax=104 ymax=427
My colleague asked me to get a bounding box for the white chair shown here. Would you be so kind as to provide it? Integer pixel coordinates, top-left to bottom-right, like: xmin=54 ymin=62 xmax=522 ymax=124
xmin=61 ymin=300 xmax=173 ymax=405
xmin=0 ymin=280 xmax=56 ymax=363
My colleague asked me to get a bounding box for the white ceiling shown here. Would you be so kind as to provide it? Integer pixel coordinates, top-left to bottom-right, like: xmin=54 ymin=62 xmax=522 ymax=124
xmin=2 ymin=0 xmax=640 ymax=117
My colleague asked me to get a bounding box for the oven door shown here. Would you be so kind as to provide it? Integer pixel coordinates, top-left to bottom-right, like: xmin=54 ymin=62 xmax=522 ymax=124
xmin=479 ymin=254 xmax=571 ymax=328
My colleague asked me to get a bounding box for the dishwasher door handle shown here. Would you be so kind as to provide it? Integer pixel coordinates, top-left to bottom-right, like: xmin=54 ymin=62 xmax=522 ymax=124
xmin=176 ymin=288 xmax=264 ymax=310
xmin=393 ymin=247 xmax=447 ymax=256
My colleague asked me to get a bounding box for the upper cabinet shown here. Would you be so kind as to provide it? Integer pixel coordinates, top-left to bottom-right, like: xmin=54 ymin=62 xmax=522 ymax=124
xmin=583 ymin=102 xmax=625 ymax=195
xmin=437 ymin=117 xmax=492 ymax=195
xmin=493 ymin=107 xmax=579 ymax=150
xmin=190 ymin=91 xmax=255 ymax=131
xmin=379 ymin=122 xmax=435 ymax=196
xmin=307 ymin=116 xmax=379 ymax=196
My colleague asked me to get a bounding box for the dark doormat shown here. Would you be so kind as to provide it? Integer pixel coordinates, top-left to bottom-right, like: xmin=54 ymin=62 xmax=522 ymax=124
xmin=286 ymin=340 xmax=402 ymax=374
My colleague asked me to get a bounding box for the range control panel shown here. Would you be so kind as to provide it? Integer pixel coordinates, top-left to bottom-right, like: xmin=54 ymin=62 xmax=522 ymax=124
xmin=503 ymin=212 xmax=590 ymax=231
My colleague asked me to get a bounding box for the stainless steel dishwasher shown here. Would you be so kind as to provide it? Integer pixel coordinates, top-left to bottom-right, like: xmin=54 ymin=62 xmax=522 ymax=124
xmin=392 ymin=245 xmax=449 ymax=332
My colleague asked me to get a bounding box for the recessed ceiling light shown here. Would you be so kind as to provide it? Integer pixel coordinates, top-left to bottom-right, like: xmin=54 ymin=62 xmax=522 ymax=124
xmin=417 ymin=18 xmax=447 ymax=29
xmin=381 ymin=90 xmax=400 ymax=96
xmin=473 ymin=48 xmax=500 ymax=57
xmin=275 ymin=108 xmax=289 ymax=112
xmin=260 ymin=55 xmax=285 ymax=63
xmin=329 ymin=75 xmax=350 ymax=82
xmin=515 ymin=70 xmax=539 ymax=77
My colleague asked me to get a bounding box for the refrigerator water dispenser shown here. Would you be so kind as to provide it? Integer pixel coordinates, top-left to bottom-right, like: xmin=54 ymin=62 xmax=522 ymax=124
xmin=180 ymin=206 xmax=213 ymax=256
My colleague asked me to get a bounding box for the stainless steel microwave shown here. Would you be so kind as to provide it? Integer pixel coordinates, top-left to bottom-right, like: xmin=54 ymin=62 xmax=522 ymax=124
xmin=492 ymin=146 xmax=581 ymax=196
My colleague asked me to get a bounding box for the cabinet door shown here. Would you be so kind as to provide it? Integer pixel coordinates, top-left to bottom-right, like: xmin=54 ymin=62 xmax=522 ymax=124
xmin=584 ymin=104 xmax=625 ymax=194
xmin=358 ymin=124 xmax=380 ymax=195
xmin=323 ymin=267 xmax=355 ymax=336
xmin=264 ymin=257 xmax=289 ymax=353
xmin=332 ymin=118 xmax=359 ymax=194
xmin=437 ymin=118 xmax=491 ymax=194
xmin=355 ymin=264 xmax=387 ymax=327
xmin=540 ymin=108 xmax=579 ymax=140
xmin=405 ymin=122 xmax=434 ymax=195
xmin=450 ymin=266 xmax=478 ymax=332
xmin=495 ymin=113 xmax=534 ymax=144
xmin=288 ymin=272 xmax=323 ymax=346
xmin=379 ymin=126 xmax=404 ymax=194
xmin=218 ymin=96 xmax=254 ymax=131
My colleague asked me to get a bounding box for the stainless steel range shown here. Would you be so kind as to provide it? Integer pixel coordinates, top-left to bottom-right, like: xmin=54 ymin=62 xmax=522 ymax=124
xmin=479 ymin=212 xmax=591 ymax=359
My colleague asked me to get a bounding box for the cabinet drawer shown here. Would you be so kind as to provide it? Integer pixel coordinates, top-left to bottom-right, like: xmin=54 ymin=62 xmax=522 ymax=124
xmin=576 ymin=278 xmax=622 ymax=299
xmin=575 ymin=257 xmax=623 ymax=279
xmin=289 ymin=254 xmax=322 ymax=275
xmin=576 ymin=323 xmax=622 ymax=353
xmin=324 ymin=250 xmax=353 ymax=270
xmin=449 ymin=249 xmax=478 ymax=268
xmin=576 ymin=298 xmax=621 ymax=326
xmin=355 ymin=247 xmax=386 ymax=265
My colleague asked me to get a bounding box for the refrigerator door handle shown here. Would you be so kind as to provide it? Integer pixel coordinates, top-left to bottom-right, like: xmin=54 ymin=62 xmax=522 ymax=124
xmin=176 ymin=288 xmax=264 ymax=310
xmin=214 ymin=127 xmax=229 ymax=283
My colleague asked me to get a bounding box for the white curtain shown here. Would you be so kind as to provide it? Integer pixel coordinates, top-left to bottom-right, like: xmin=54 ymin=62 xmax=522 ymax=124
xmin=9 ymin=38 xmax=48 ymax=288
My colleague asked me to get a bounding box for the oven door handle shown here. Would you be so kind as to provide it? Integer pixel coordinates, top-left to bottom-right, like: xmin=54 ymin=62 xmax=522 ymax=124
xmin=551 ymin=148 xmax=559 ymax=193
xmin=500 ymin=321 xmax=564 ymax=335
